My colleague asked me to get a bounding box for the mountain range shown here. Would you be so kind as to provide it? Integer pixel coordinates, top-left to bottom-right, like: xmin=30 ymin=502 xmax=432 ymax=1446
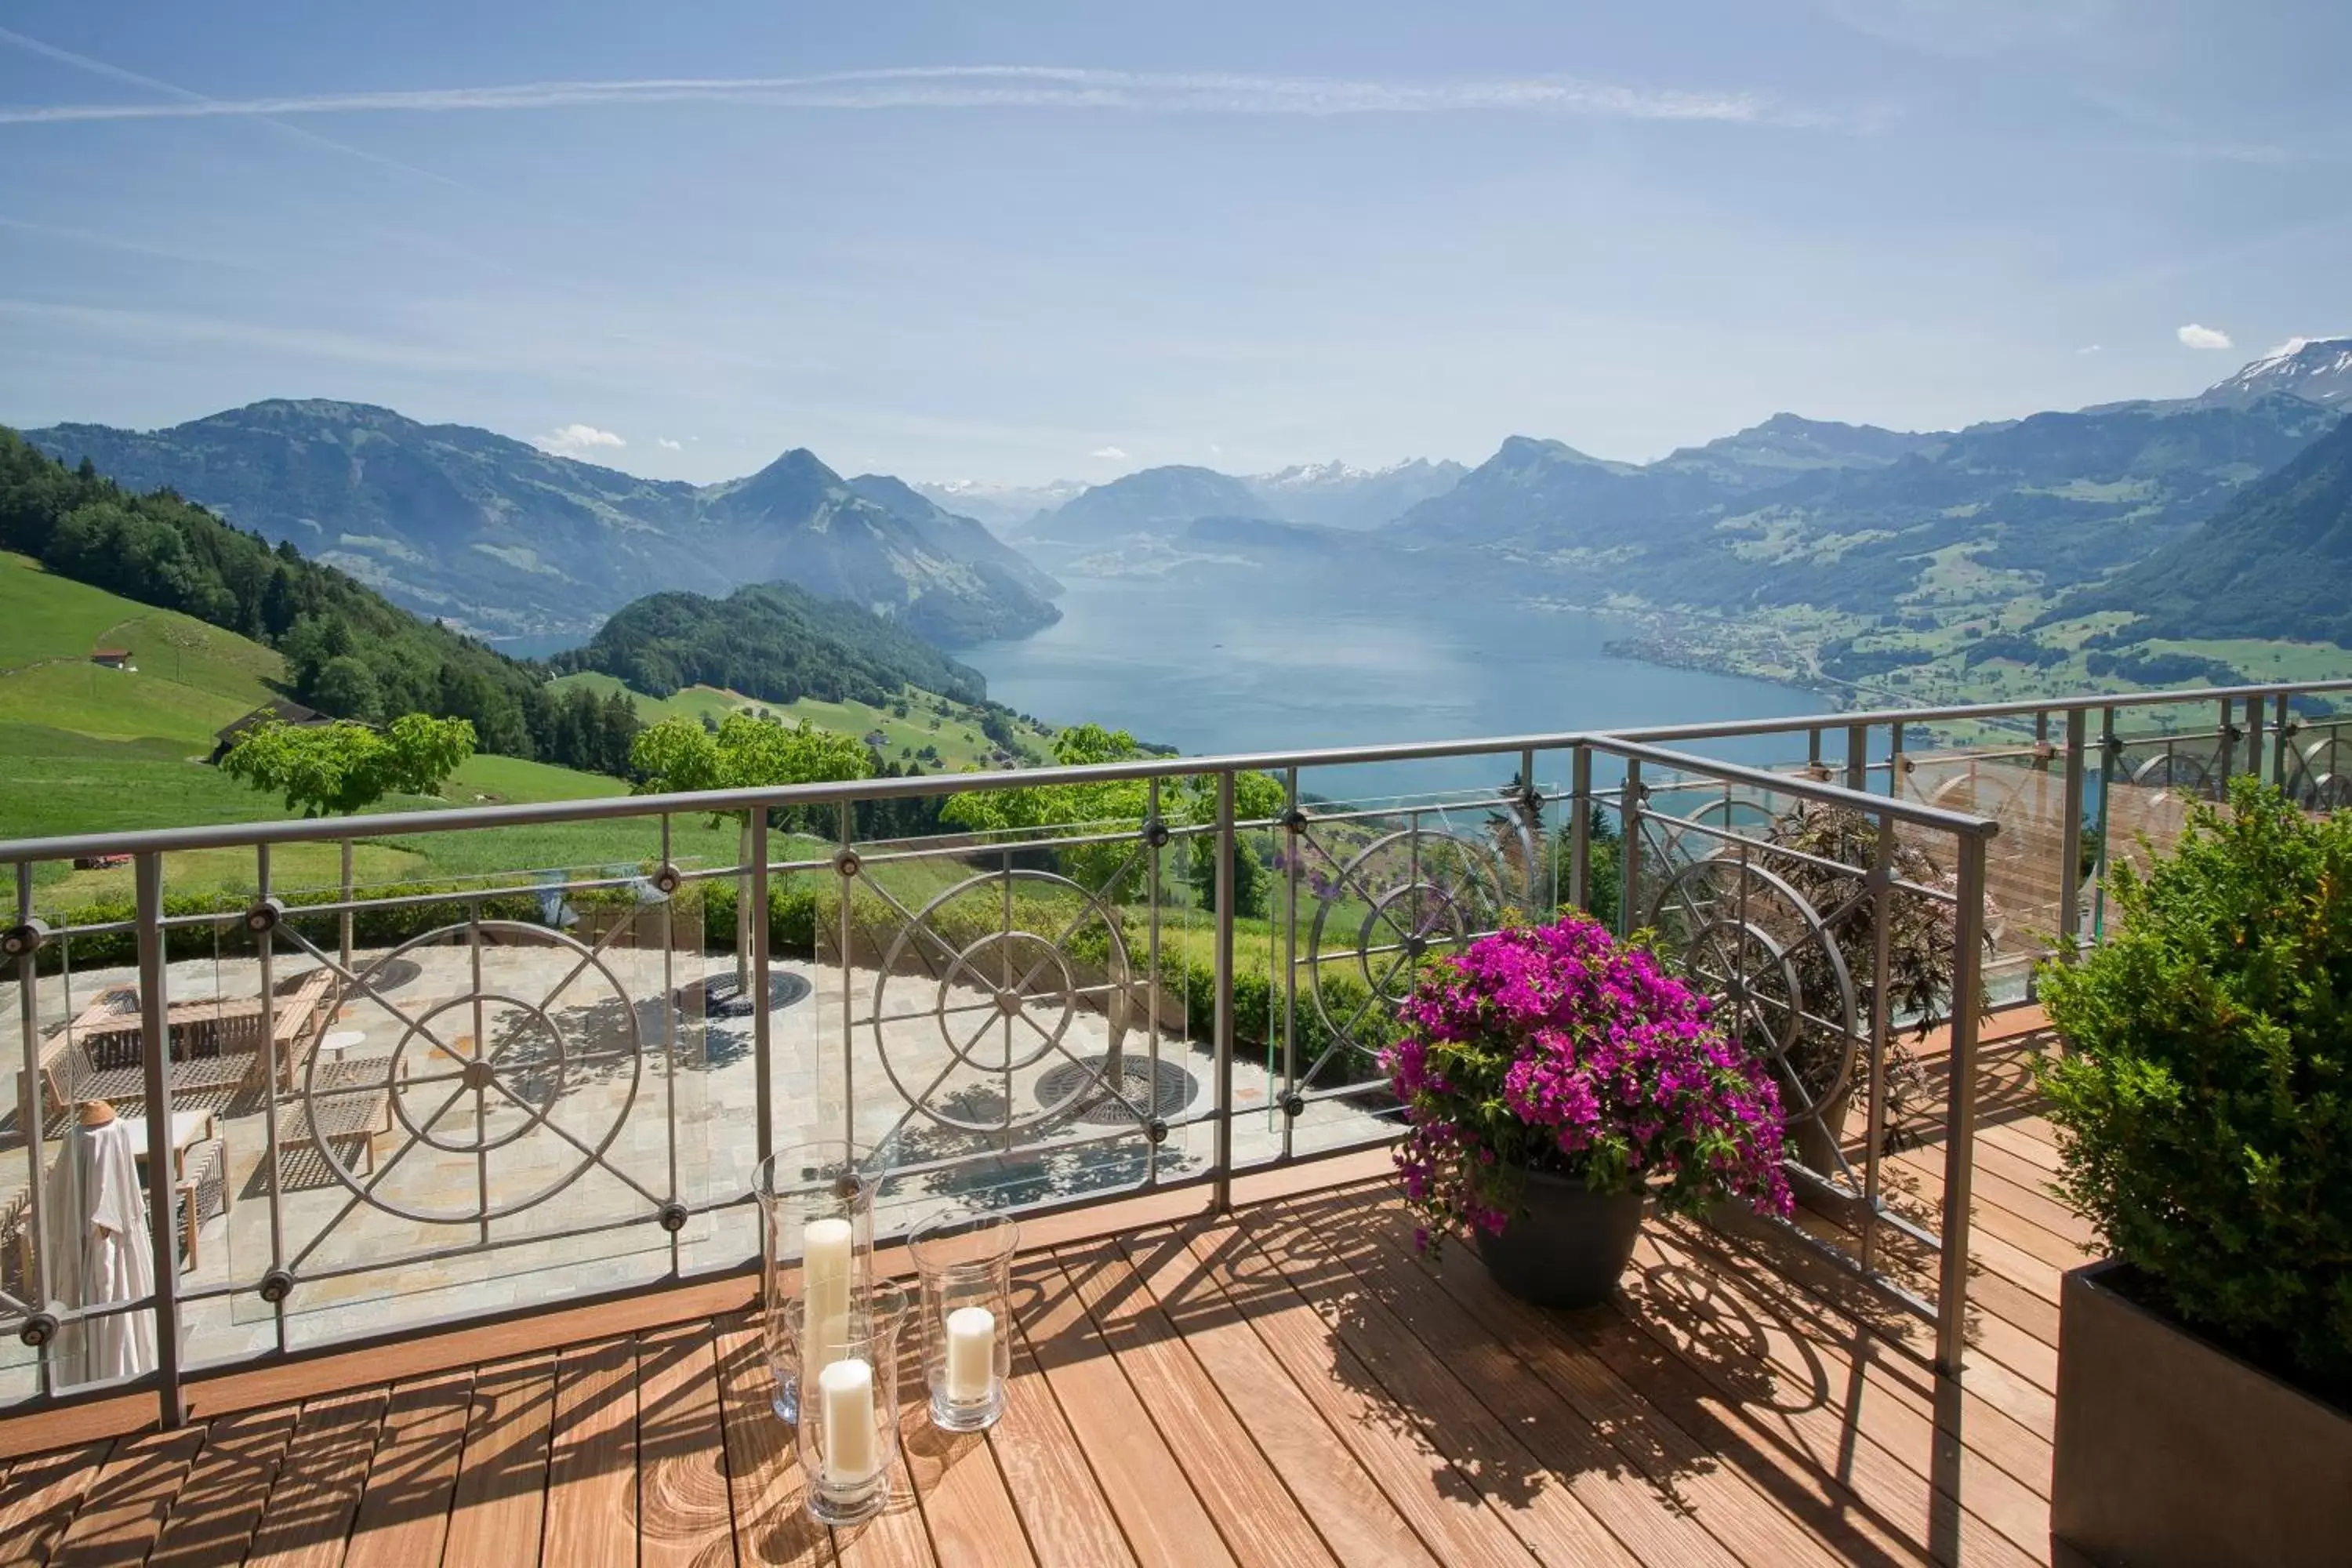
xmin=1005 ymin=456 xmax=1466 ymax=543
xmin=1382 ymin=394 xmax=2343 ymax=615
xmin=22 ymin=333 xmax=2352 ymax=669
xmin=24 ymin=401 xmax=1062 ymax=646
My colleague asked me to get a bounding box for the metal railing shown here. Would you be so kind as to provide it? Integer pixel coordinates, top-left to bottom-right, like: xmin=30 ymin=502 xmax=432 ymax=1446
xmin=3 ymin=677 xmax=2351 ymax=1430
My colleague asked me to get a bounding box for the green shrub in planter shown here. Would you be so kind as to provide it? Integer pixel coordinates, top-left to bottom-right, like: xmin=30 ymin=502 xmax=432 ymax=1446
xmin=2038 ymin=779 xmax=2352 ymax=1400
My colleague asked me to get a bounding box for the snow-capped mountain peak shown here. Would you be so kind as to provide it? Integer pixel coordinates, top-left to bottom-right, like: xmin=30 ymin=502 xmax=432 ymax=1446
xmin=2204 ymin=336 xmax=2352 ymax=406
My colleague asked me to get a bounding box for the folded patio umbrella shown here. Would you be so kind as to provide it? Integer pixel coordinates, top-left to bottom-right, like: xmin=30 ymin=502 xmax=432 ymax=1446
xmin=42 ymin=1105 xmax=158 ymax=1384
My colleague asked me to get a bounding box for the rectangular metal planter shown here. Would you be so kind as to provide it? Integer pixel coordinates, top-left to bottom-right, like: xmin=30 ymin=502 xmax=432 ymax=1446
xmin=2053 ymin=1258 xmax=2352 ymax=1568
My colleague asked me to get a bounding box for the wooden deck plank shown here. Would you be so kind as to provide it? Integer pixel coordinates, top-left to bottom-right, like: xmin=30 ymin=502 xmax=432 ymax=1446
xmin=981 ymin=1308 xmax=1136 ymax=1568
xmin=1308 ymin=1191 xmax=1857 ymax=1568
xmin=708 ymin=1319 xmax=833 ymax=1568
xmin=1012 ymin=1253 xmax=1236 ymax=1568
xmin=637 ymin=1323 xmax=738 ymax=1568
xmin=1109 ymin=1224 xmax=1442 ymax=1568
xmin=1172 ymin=1214 xmax=1539 ymax=1568
xmin=1454 ymin=1251 xmax=1938 ymax=1568
xmin=1226 ymin=1199 xmax=1646 ymax=1568
xmin=48 ymin=1428 xmax=201 ymax=1568
xmin=343 ymin=1370 xmax=474 ymax=1568
xmin=0 ymin=1130 xmax=2096 ymax=1568
xmin=441 ymin=1355 xmax=556 ymax=1567
xmin=1627 ymin=1225 xmax=2049 ymax=1565
xmin=244 ymin=1385 xmax=390 ymax=1568
xmin=541 ymin=1341 xmax=636 ymax=1568
xmin=1691 ymin=1218 xmax=2056 ymax=1498
xmin=1279 ymin=1192 xmax=1752 ymax=1568
xmin=145 ymin=1406 xmax=299 ymax=1568
xmin=892 ymin=1336 xmax=1038 ymax=1568
xmin=1049 ymin=1238 xmax=1342 ymax=1568
xmin=0 ymin=1440 xmax=114 ymax=1568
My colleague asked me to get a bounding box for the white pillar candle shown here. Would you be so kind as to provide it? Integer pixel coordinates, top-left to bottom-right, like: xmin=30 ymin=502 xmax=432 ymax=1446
xmin=818 ymin=1356 xmax=880 ymax=1484
xmin=944 ymin=1305 xmax=996 ymax=1403
xmin=804 ymin=1216 xmax=854 ymax=1374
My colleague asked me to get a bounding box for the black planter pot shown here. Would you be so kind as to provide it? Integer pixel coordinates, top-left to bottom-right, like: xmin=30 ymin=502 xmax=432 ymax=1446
xmin=1470 ymin=1168 xmax=1646 ymax=1308
xmin=2052 ymin=1259 xmax=2352 ymax=1568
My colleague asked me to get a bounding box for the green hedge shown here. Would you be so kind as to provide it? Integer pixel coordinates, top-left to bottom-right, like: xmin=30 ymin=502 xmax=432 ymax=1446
xmin=2039 ymin=780 xmax=2352 ymax=1400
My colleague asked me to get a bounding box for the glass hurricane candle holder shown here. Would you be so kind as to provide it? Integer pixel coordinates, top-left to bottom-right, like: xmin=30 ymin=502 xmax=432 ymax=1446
xmin=756 ymin=1141 xmax=878 ymax=1423
xmin=792 ymin=1292 xmax=904 ymax=1526
xmin=909 ymin=1210 xmax=1018 ymax=1432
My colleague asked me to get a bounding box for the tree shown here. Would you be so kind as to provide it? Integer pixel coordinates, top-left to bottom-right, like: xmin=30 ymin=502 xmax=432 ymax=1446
xmin=938 ymin=723 xmax=1283 ymax=900
xmin=312 ymin=654 xmax=385 ymax=724
xmin=631 ymin=713 xmax=874 ymax=981
xmin=220 ymin=713 xmax=476 ymax=817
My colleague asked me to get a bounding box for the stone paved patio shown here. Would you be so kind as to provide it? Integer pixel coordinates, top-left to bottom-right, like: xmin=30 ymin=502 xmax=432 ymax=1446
xmin=0 ymin=920 xmax=1391 ymax=1402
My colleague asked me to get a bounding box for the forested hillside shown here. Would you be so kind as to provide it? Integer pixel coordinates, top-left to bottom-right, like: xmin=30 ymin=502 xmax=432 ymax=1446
xmin=554 ymin=581 xmax=990 ymax=708
xmin=2067 ymin=413 xmax=2352 ymax=644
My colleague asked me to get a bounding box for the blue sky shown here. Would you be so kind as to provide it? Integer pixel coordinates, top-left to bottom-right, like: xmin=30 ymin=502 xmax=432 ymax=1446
xmin=0 ymin=1 xmax=2344 ymax=485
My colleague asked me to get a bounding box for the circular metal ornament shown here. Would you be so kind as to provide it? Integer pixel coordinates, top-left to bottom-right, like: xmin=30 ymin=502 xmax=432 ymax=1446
xmin=1304 ymin=826 xmax=1512 ymax=1062
xmin=1646 ymin=854 xmax=1862 ymax=1129
xmin=869 ymin=866 xmax=1134 ymax=1137
xmin=0 ymin=920 xmax=47 ymax=959
xmin=259 ymin=1269 xmax=294 ymax=1305
xmin=303 ymin=920 xmax=645 ymax=1226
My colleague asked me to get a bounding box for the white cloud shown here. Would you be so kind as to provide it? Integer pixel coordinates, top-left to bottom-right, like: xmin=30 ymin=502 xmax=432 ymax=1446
xmin=2074 ymin=343 xmax=2103 ymax=354
xmin=0 ymin=66 xmax=1795 ymax=129
xmin=1090 ymin=445 xmax=1128 ymax=460
xmin=657 ymin=436 xmax=683 ymax=451
xmin=2176 ymin=323 xmax=2234 ymax=350
xmin=539 ymin=423 xmax=626 ymax=455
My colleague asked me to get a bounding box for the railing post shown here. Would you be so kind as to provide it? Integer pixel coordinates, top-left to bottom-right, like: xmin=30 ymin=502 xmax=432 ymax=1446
xmin=1568 ymin=746 xmax=1592 ymax=914
xmin=133 ymin=852 xmax=185 ymax=1427
xmin=2216 ymin=697 xmax=2234 ymax=792
xmin=1889 ymin=720 xmax=1906 ymax=794
xmin=1617 ymin=758 xmax=1642 ymax=941
xmin=2273 ymin=692 xmax=2292 ymax=787
xmin=1934 ymin=829 xmax=1988 ymax=1378
xmin=1279 ymin=768 xmax=1300 ymax=1161
xmin=1845 ymin=724 xmax=1868 ymax=793
xmin=2245 ymin=694 xmax=2266 ymax=782
xmin=1859 ymin=811 xmax=1896 ymax=1272
xmin=1211 ymin=771 xmax=1237 ymax=1210
xmin=2092 ymin=707 xmax=2118 ymax=942
xmin=338 ymin=837 xmax=354 ymax=971
xmin=13 ymin=864 xmax=52 ymax=1397
xmin=1519 ymin=746 xmax=1541 ymax=908
xmin=2056 ymin=708 xmax=2087 ymax=964
xmin=751 ymin=811 xmax=773 ymax=1164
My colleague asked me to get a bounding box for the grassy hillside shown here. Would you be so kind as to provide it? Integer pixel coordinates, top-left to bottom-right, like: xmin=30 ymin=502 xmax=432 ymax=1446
xmin=0 ymin=551 xmax=283 ymax=746
xmin=0 ymin=556 xmax=749 ymax=904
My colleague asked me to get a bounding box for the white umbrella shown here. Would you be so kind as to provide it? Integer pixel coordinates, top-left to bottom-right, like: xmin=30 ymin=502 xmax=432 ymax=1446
xmin=42 ymin=1104 xmax=158 ymax=1384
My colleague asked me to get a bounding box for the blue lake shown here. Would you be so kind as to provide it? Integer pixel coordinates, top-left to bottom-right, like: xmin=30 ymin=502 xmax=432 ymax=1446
xmin=961 ymin=564 xmax=1824 ymax=798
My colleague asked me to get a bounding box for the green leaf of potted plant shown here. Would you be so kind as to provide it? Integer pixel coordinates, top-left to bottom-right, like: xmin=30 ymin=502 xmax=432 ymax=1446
xmin=2039 ymin=779 xmax=2352 ymax=1567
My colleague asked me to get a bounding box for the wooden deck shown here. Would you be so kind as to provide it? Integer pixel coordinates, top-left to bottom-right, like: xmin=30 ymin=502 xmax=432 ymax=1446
xmin=0 ymin=1023 xmax=2075 ymax=1567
